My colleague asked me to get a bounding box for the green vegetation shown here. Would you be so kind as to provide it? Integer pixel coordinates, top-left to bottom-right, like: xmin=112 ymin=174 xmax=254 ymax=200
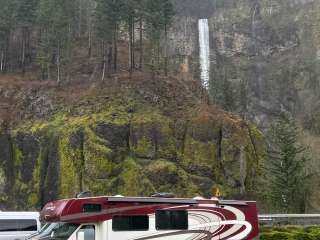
xmin=260 ymin=226 xmax=320 ymax=240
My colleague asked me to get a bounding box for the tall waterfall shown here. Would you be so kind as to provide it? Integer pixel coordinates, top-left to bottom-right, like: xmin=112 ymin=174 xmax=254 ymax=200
xmin=198 ymin=19 xmax=210 ymax=89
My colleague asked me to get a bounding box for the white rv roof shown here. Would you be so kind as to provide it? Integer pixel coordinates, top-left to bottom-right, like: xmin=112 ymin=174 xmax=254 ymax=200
xmin=0 ymin=212 xmax=39 ymax=219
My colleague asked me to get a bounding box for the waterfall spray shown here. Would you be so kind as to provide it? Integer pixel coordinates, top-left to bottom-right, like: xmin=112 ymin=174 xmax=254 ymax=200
xmin=198 ymin=19 xmax=210 ymax=89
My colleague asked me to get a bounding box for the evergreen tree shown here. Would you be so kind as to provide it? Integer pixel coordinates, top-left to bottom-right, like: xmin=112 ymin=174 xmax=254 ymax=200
xmin=162 ymin=0 xmax=174 ymax=75
xmin=135 ymin=0 xmax=147 ymax=70
xmin=145 ymin=0 xmax=174 ymax=73
xmin=120 ymin=0 xmax=138 ymax=76
xmin=95 ymin=0 xmax=123 ymax=77
xmin=0 ymin=0 xmax=18 ymax=72
xmin=268 ymin=112 xmax=310 ymax=213
xmin=16 ymin=0 xmax=39 ymax=72
xmin=37 ymin=0 xmax=77 ymax=82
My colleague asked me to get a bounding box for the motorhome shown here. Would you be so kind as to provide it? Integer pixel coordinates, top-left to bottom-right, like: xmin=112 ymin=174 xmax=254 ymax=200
xmin=0 ymin=212 xmax=41 ymax=240
xmin=36 ymin=195 xmax=259 ymax=240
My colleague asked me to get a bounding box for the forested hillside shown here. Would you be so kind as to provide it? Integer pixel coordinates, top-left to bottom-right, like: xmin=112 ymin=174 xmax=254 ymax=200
xmin=0 ymin=0 xmax=266 ymax=211
xmin=0 ymin=0 xmax=174 ymax=81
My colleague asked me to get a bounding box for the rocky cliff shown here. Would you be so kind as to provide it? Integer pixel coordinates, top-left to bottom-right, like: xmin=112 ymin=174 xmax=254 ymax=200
xmin=172 ymin=0 xmax=320 ymax=126
xmin=209 ymin=0 xmax=320 ymax=210
xmin=0 ymin=75 xmax=264 ymax=210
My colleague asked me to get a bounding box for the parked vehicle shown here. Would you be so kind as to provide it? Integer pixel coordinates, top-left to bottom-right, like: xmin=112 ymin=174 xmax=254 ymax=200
xmin=38 ymin=195 xmax=259 ymax=240
xmin=0 ymin=212 xmax=40 ymax=240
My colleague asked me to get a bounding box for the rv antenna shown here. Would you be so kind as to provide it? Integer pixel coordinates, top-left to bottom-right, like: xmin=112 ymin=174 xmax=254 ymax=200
xmin=76 ymin=191 xmax=92 ymax=198
xmin=151 ymin=193 xmax=175 ymax=198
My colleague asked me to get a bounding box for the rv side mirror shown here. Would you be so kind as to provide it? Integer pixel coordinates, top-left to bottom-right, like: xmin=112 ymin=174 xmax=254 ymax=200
xmin=51 ymin=231 xmax=55 ymax=238
xmin=77 ymin=231 xmax=85 ymax=240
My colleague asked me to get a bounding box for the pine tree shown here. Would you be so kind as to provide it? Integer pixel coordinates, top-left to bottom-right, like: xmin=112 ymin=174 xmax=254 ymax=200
xmin=268 ymin=112 xmax=310 ymax=213
xmin=37 ymin=0 xmax=77 ymax=82
xmin=120 ymin=0 xmax=138 ymax=76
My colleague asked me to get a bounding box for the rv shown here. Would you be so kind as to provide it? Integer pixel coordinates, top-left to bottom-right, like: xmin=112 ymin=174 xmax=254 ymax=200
xmin=0 ymin=212 xmax=41 ymax=240
xmin=36 ymin=195 xmax=259 ymax=240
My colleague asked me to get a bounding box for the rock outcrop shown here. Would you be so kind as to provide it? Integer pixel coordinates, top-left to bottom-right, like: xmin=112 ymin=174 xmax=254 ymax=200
xmin=0 ymin=75 xmax=265 ymax=210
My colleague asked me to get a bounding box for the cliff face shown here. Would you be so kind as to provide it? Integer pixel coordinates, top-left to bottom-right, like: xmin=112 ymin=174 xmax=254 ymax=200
xmin=207 ymin=0 xmax=319 ymax=124
xmin=207 ymin=1 xmax=320 ymax=210
xmin=168 ymin=0 xmax=320 ymax=210
xmin=171 ymin=0 xmax=320 ymax=127
xmin=0 ymin=75 xmax=264 ymax=210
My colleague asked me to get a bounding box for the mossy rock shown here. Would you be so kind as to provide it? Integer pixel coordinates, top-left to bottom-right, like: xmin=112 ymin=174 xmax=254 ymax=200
xmin=0 ymin=77 xmax=266 ymax=209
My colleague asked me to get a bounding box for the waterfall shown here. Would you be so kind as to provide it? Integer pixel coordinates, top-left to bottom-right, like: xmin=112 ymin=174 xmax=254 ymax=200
xmin=198 ymin=19 xmax=210 ymax=89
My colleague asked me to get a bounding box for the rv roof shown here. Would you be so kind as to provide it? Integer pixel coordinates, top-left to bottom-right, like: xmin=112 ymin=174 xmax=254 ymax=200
xmin=107 ymin=196 xmax=198 ymax=204
xmin=0 ymin=212 xmax=39 ymax=216
xmin=0 ymin=212 xmax=39 ymax=219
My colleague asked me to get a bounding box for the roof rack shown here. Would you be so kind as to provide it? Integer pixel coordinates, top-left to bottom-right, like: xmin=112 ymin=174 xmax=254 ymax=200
xmin=107 ymin=196 xmax=197 ymax=205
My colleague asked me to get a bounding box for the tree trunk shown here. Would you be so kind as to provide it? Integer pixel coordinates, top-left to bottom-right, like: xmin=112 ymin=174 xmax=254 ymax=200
xmin=57 ymin=42 xmax=61 ymax=83
xmin=164 ymin=24 xmax=168 ymax=76
xmin=87 ymin=0 xmax=93 ymax=58
xmin=113 ymin=24 xmax=118 ymax=72
xmin=45 ymin=29 xmax=51 ymax=80
xmin=21 ymin=28 xmax=26 ymax=74
xmin=79 ymin=131 xmax=85 ymax=192
xmin=0 ymin=50 xmax=5 ymax=73
xmin=101 ymin=41 xmax=106 ymax=81
xmin=26 ymin=28 xmax=32 ymax=64
xmin=66 ymin=24 xmax=72 ymax=82
xmin=88 ymin=22 xmax=92 ymax=58
xmin=139 ymin=17 xmax=143 ymax=71
xmin=157 ymin=41 xmax=161 ymax=72
xmin=108 ymin=46 xmax=112 ymax=75
xmin=78 ymin=0 xmax=83 ymax=38
xmin=5 ymin=35 xmax=10 ymax=72
xmin=128 ymin=18 xmax=133 ymax=77
xmin=47 ymin=63 xmax=51 ymax=81
xmin=132 ymin=19 xmax=135 ymax=70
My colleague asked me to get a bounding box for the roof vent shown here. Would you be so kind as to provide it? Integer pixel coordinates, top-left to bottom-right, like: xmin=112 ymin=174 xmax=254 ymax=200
xmin=113 ymin=195 xmax=124 ymax=197
xmin=193 ymin=196 xmax=205 ymax=200
xmin=151 ymin=193 xmax=175 ymax=198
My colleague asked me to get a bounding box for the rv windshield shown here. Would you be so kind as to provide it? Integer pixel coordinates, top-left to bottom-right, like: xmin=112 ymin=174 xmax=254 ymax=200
xmin=49 ymin=222 xmax=79 ymax=240
xmin=26 ymin=223 xmax=53 ymax=239
xmin=39 ymin=223 xmax=52 ymax=234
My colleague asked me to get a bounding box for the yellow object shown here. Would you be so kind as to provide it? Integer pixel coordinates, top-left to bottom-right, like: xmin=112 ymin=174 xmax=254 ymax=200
xmin=212 ymin=187 xmax=223 ymax=197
